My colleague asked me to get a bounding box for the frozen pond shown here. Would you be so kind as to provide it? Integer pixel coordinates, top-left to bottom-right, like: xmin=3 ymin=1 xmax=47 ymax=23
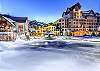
xmin=0 ymin=40 xmax=100 ymax=71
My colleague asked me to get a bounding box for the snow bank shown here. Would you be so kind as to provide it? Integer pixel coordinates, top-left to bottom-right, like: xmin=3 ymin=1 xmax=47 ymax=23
xmin=0 ymin=38 xmax=31 ymax=49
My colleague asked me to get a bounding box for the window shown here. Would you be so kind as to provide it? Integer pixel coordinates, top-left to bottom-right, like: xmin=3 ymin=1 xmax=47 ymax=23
xmin=59 ymin=20 xmax=61 ymax=22
xmin=62 ymin=23 xmax=64 ymax=25
xmin=62 ymin=19 xmax=64 ymax=21
xmin=59 ymin=23 xmax=61 ymax=25
xmin=62 ymin=26 xmax=64 ymax=28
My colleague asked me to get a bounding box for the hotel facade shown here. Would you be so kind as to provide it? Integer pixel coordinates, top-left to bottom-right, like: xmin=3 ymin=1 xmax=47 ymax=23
xmin=55 ymin=3 xmax=100 ymax=36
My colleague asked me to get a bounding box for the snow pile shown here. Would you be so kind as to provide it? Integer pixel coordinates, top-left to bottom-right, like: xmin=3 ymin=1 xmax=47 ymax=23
xmin=0 ymin=37 xmax=46 ymax=50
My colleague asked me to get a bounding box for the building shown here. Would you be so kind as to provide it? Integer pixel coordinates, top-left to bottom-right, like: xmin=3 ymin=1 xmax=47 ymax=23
xmin=35 ymin=23 xmax=59 ymax=36
xmin=56 ymin=2 xmax=100 ymax=36
xmin=1 ymin=14 xmax=29 ymax=34
xmin=0 ymin=14 xmax=29 ymax=41
xmin=53 ymin=18 xmax=69 ymax=36
xmin=0 ymin=16 xmax=15 ymax=32
xmin=0 ymin=15 xmax=16 ymax=41
xmin=29 ymin=20 xmax=47 ymax=36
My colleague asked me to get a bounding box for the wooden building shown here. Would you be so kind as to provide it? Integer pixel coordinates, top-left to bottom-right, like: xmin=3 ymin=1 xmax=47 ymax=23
xmin=0 ymin=14 xmax=29 ymax=41
xmin=0 ymin=16 xmax=15 ymax=32
xmin=0 ymin=15 xmax=16 ymax=41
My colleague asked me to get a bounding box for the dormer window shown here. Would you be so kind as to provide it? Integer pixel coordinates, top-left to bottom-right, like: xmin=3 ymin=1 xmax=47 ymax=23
xmin=75 ymin=6 xmax=80 ymax=11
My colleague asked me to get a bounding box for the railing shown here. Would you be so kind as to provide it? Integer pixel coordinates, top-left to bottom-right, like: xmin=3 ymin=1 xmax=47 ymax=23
xmin=0 ymin=32 xmax=17 ymax=41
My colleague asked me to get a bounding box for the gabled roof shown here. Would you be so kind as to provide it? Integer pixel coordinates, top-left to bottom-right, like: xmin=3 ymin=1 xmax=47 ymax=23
xmin=3 ymin=16 xmax=15 ymax=23
xmin=95 ymin=12 xmax=100 ymax=17
xmin=10 ymin=17 xmax=27 ymax=23
xmin=62 ymin=2 xmax=81 ymax=17
xmin=82 ymin=10 xmax=96 ymax=17
xmin=69 ymin=2 xmax=81 ymax=11
xmin=82 ymin=10 xmax=95 ymax=14
xmin=2 ymin=16 xmax=15 ymax=26
xmin=0 ymin=14 xmax=27 ymax=23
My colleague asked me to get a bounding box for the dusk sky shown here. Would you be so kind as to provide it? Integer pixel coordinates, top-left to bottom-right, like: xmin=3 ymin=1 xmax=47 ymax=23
xmin=0 ymin=0 xmax=100 ymax=23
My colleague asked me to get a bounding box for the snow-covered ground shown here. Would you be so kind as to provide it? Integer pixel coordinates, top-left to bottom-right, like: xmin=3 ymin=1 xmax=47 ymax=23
xmin=0 ymin=48 xmax=100 ymax=71
xmin=0 ymin=38 xmax=100 ymax=71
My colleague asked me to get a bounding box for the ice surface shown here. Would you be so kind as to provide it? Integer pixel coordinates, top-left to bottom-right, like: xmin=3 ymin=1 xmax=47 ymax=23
xmin=0 ymin=38 xmax=100 ymax=71
xmin=0 ymin=48 xmax=100 ymax=71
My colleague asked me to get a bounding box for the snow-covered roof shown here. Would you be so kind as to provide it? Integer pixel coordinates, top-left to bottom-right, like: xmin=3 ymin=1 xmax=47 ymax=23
xmin=3 ymin=16 xmax=15 ymax=26
xmin=3 ymin=16 xmax=15 ymax=22
xmin=0 ymin=14 xmax=28 ymax=23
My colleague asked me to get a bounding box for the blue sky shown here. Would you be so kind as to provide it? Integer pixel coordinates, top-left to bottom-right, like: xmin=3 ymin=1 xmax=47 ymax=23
xmin=0 ymin=0 xmax=100 ymax=23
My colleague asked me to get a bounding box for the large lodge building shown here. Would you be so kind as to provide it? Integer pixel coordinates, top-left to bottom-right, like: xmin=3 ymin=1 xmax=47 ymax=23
xmin=55 ymin=2 xmax=100 ymax=36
